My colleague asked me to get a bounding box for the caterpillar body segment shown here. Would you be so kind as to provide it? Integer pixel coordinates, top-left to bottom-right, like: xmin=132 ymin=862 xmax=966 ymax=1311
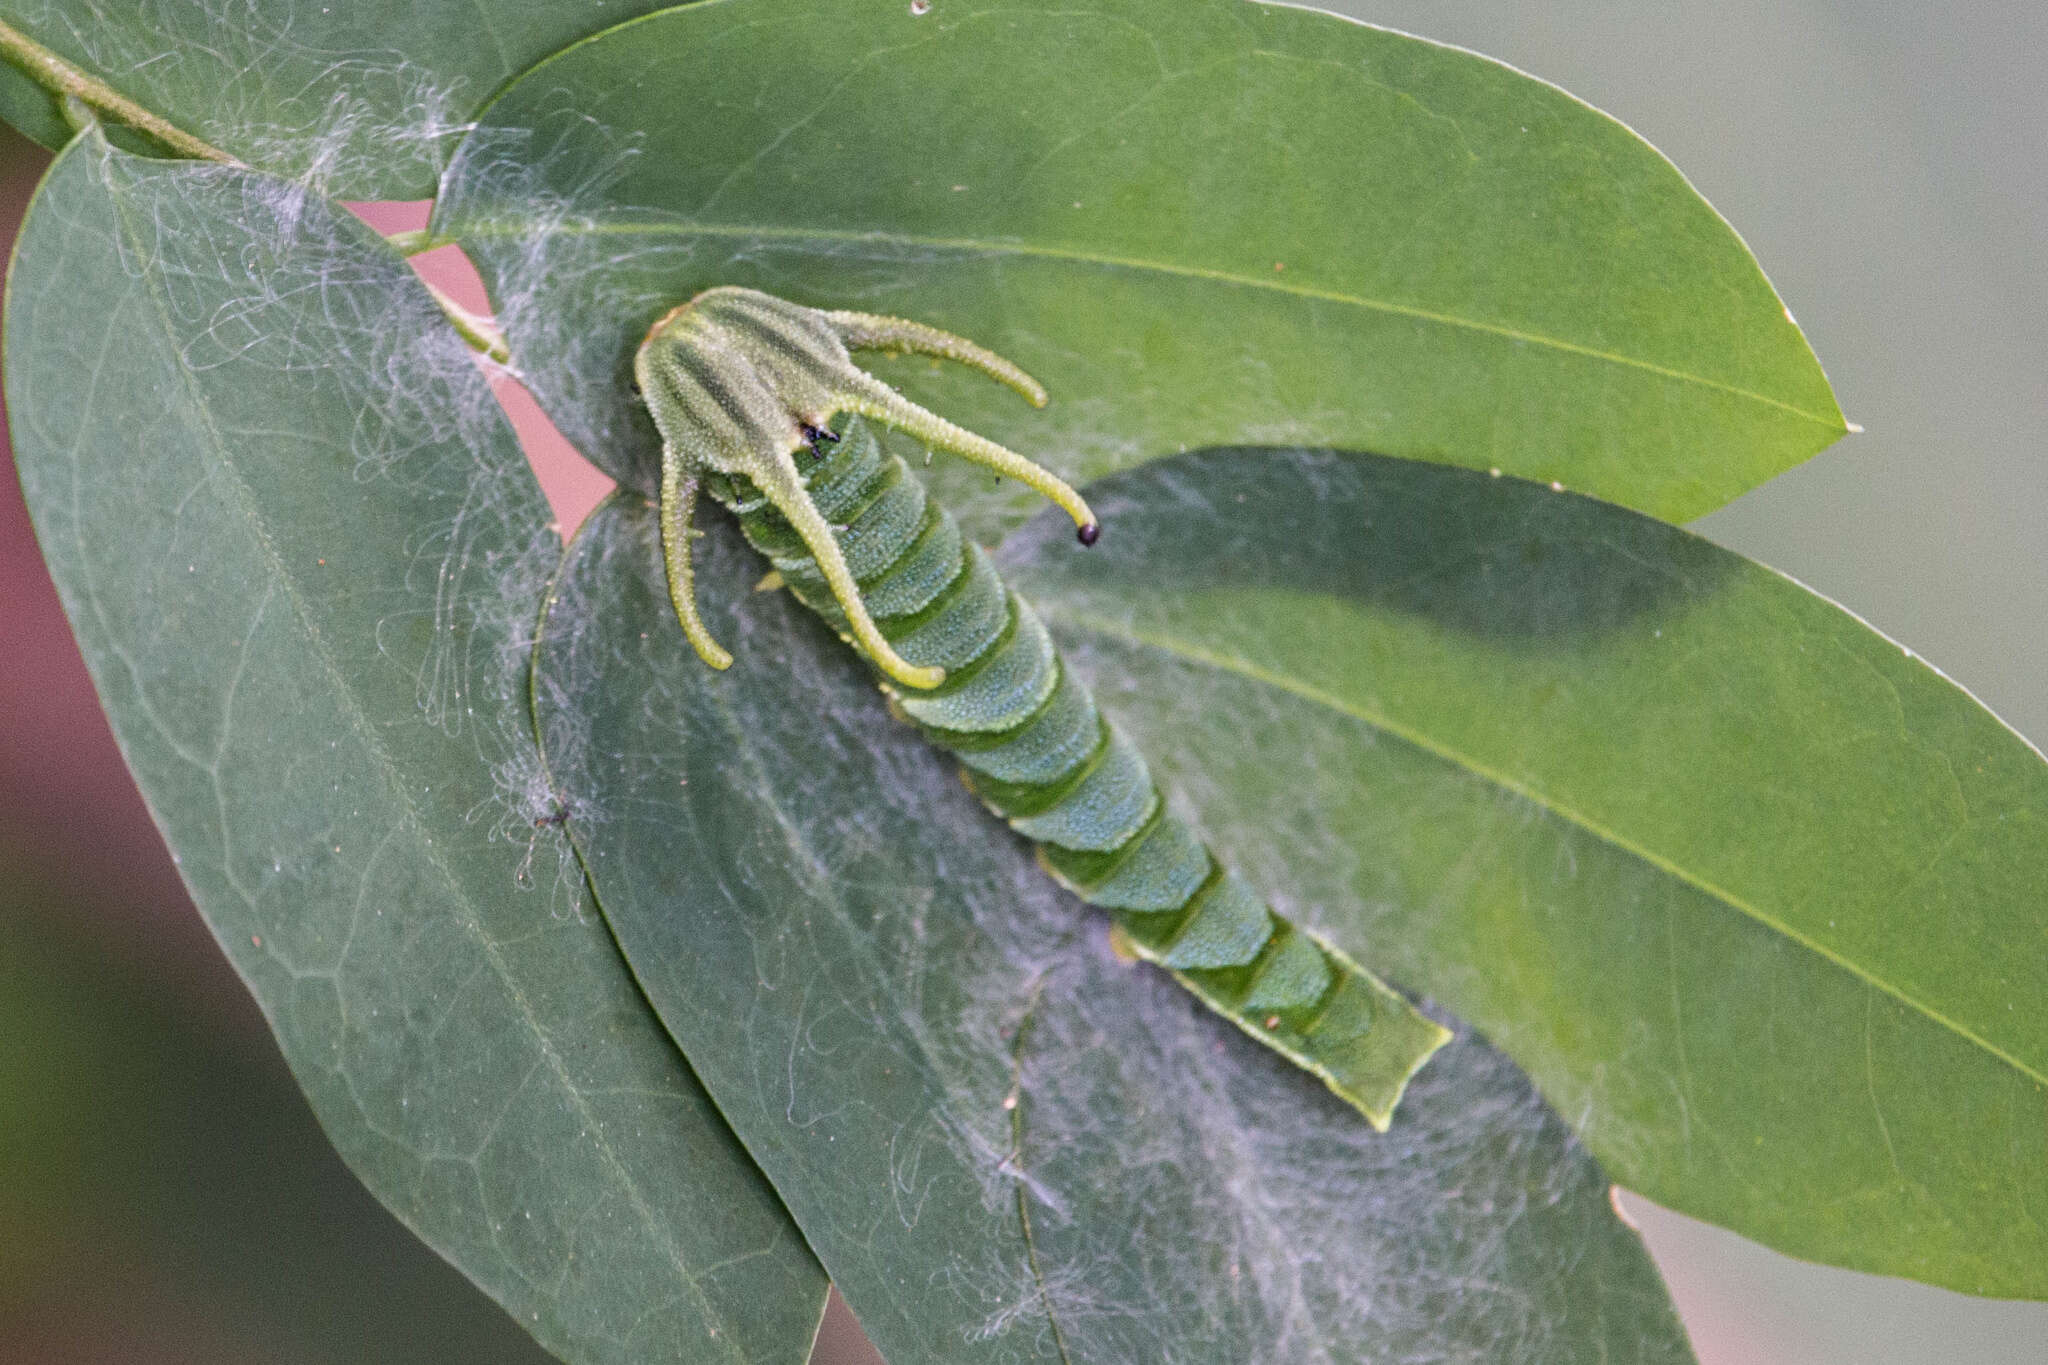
xmin=636 ymin=288 xmax=1450 ymax=1129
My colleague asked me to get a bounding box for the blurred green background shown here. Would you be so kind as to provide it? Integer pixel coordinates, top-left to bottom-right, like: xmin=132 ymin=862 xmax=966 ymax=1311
xmin=2 ymin=3 xmax=2043 ymax=1362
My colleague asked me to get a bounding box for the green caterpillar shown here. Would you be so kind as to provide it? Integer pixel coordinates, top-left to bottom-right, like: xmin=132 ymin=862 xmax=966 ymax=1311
xmin=634 ymin=287 xmax=1449 ymax=1129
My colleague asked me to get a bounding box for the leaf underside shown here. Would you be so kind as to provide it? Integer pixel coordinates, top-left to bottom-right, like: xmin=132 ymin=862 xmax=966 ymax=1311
xmin=6 ymin=134 xmax=826 ymax=1365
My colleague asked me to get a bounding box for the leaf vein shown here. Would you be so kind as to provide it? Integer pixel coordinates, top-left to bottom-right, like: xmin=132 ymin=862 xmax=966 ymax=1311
xmin=94 ymin=150 xmax=749 ymax=1358
xmin=448 ymin=215 xmax=1841 ymax=427
xmin=1045 ymin=607 xmax=2048 ymax=1091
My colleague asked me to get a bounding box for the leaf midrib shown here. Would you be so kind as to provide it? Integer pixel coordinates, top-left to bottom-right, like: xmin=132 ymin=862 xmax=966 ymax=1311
xmin=1041 ymin=604 xmax=2047 ymax=1093
xmin=93 ymin=149 xmax=755 ymax=1363
xmin=442 ymin=214 xmax=1843 ymax=430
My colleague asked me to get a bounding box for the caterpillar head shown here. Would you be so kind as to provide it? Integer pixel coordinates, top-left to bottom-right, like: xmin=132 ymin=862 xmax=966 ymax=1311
xmin=634 ymin=287 xmax=1095 ymax=689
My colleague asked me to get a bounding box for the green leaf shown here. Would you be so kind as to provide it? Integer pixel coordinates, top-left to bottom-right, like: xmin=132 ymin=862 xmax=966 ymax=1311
xmin=534 ymin=494 xmax=1697 ymax=1364
xmin=0 ymin=55 xmax=69 ymax=151
xmin=436 ymin=0 xmax=1843 ymax=537
xmin=997 ymin=447 xmax=2048 ymax=1298
xmin=5 ymin=133 xmax=825 ymax=1364
xmin=0 ymin=1 xmax=698 ymax=197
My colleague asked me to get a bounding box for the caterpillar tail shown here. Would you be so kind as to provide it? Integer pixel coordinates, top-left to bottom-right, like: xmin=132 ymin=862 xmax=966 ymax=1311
xmin=718 ymin=420 xmax=1449 ymax=1129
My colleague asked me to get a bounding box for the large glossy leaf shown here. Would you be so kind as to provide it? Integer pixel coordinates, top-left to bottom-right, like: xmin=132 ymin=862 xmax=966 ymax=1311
xmin=0 ymin=1 xmax=693 ymax=196
xmin=435 ymin=0 xmax=1843 ymax=538
xmin=994 ymin=447 xmax=2048 ymax=1298
xmin=534 ymin=494 xmax=1697 ymax=1364
xmin=5 ymin=133 xmax=825 ymax=1364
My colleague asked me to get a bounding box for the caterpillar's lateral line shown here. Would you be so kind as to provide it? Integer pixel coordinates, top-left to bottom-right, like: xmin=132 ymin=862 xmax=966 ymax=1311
xmin=635 ymin=287 xmax=1450 ymax=1129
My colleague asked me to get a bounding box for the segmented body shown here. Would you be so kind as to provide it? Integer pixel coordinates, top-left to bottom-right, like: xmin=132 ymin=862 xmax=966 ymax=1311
xmin=705 ymin=420 xmax=1449 ymax=1128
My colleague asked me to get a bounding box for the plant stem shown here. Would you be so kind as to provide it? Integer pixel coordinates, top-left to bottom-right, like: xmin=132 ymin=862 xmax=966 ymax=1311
xmin=0 ymin=16 xmax=238 ymax=164
xmin=0 ymin=23 xmax=501 ymax=366
xmin=424 ymin=283 xmax=510 ymax=365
